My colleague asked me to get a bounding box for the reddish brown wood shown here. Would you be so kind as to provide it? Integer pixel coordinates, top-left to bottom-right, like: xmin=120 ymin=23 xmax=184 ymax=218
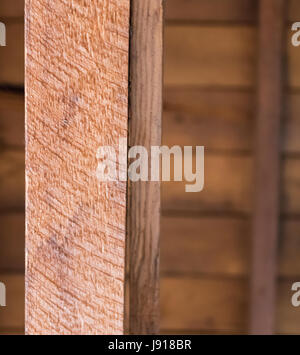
xmin=250 ymin=0 xmax=285 ymax=335
xmin=127 ymin=0 xmax=163 ymax=335
xmin=25 ymin=0 xmax=130 ymax=335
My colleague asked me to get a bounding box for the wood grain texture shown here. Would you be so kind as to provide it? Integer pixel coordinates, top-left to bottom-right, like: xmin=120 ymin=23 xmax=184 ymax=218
xmin=250 ymin=0 xmax=285 ymax=335
xmin=25 ymin=0 xmax=130 ymax=335
xmin=128 ymin=0 xmax=163 ymax=335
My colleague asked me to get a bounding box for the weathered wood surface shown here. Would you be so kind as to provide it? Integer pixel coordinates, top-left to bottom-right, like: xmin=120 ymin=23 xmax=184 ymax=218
xmin=25 ymin=0 xmax=130 ymax=335
xmin=250 ymin=0 xmax=285 ymax=335
xmin=128 ymin=0 xmax=163 ymax=335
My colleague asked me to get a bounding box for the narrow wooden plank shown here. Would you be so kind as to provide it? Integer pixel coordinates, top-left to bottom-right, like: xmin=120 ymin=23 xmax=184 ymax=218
xmin=162 ymin=154 xmax=253 ymax=214
xmin=160 ymin=277 xmax=300 ymax=334
xmin=0 ymin=92 xmax=24 ymax=147
xmin=164 ymin=26 xmax=300 ymax=89
xmin=165 ymin=0 xmax=258 ymax=23
xmin=161 ymin=217 xmax=250 ymax=276
xmin=161 ymin=216 xmax=300 ymax=278
xmin=25 ymin=0 xmax=130 ymax=335
xmin=162 ymin=154 xmax=300 ymax=215
xmin=250 ymin=0 xmax=285 ymax=335
xmin=165 ymin=26 xmax=256 ymax=88
xmin=0 ymin=213 xmax=24 ymax=271
xmin=128 ymin=0 xmax=163 ymax=335
xmin=0 ymin=274 xmax=24 ymax=330
xmin=0 ymin=23 xmax=24 ymax=86
xmin=164 ymin=90 xmax=300 ymax=154
xmin=163 ymin=89 xmax=254 ymax=152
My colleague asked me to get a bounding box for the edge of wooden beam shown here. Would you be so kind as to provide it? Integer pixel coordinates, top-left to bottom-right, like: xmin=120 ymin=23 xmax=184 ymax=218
xmin=127 ymin=0 xmax=164 ymax=335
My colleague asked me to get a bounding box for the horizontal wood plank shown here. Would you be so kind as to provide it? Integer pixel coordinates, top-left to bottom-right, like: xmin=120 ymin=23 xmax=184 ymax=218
xmin=165 ymin=26 xmax=256 ymax=88
xmin=162 ymin=154 xmax=300 ymax=215
xmin=0 ymin=213 xmax=24 ymax=271
xmin=161 ymin=217 xmax=250 ymax=276
xmin=0 ymin=92 xmax=24 ymax=147
xmin=163 ymin=88 xmax=253 ymax=152
xmin=165 ymin=26 xmax=299 ymax=88
xmin=161 ymin=277 xmax=300 ymax=334
xmin=165 ymin=0 xmax=300 ymax=22
xmin=161 ymin=217 xmax=300 ymax=278
xmin=164 ymin=90 xmax=300 ymax=154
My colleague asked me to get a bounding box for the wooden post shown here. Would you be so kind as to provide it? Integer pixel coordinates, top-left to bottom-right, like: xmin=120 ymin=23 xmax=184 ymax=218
xmin=127 ymin=0 xmax=163 ymax=334
xmin=25 ymin=0 xmax=130 ymax=334
xmin=250 ymin=0 xmax=285 ymax=335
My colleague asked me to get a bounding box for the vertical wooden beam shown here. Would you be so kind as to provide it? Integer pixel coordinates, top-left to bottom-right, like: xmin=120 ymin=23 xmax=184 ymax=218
xmin=250 ymin=0 xmax=285 ymax=335
xmin=25 ymin=0 xmax=130 ymax=334
xmin=128 ymin=0 xmax=163 ymax=334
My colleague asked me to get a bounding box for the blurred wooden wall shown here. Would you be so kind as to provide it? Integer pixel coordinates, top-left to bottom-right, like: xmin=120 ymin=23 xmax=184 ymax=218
xmin=0 ymin=0 xmax=24 ymax=335
xmin=2 ymin=0 xmax=300 ymax=335
xmin=161 ymin=0 xmax=300 ymax=334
